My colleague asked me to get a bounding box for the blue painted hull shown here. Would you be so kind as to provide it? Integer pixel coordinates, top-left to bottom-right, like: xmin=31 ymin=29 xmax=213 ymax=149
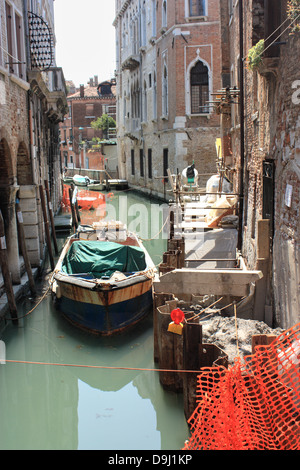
xmin=52 ymin=229 xmax=157 ymax=336
xmin=54 ymin=278 xmax=153 ymax=335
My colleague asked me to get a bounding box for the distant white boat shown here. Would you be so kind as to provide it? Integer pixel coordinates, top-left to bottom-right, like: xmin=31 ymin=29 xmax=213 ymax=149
xmin=73 ymin=174 xmax=90 ymax=186
xmin=88 ymin=182 xmax=106 ymax=191
xmin=107 ymin=179 xmax=128 ymax=190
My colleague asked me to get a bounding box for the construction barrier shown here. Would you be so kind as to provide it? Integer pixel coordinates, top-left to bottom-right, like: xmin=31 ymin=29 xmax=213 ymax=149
xmin=184 ymin=323 xmax=300 ymax=450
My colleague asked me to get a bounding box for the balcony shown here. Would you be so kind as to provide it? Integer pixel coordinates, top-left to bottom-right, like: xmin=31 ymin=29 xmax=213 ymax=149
xmin=121 ymin=42 xmax=140 ymax=71
xmin=28 ymin=67 xmax=68 ymax=122
xmin=124 ymin=117 xmax=141 ymax=141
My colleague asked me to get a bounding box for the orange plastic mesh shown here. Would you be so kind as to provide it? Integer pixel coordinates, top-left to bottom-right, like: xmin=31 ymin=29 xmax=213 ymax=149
xmin=184 ymin=323 xmax=300 ymax=450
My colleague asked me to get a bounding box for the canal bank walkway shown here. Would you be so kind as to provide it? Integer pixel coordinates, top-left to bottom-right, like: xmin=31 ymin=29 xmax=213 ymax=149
xmin=0 ymin=212 xmax=72 ymax=332
xmin=0 ymin=256 xmax=40 ymax=329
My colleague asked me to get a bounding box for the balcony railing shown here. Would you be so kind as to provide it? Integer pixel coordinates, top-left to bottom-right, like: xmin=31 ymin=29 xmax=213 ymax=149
xmin=121 ymin=41 xmax=140 ymax=71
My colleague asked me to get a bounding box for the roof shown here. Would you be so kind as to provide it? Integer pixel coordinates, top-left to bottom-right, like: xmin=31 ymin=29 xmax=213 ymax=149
xmin=68 ymin=82 xmax=116 ymax=99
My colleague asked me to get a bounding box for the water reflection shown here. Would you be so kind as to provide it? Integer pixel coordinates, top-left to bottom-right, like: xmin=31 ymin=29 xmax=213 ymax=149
xmin=0 ymin=190 xmax=189 ymax=450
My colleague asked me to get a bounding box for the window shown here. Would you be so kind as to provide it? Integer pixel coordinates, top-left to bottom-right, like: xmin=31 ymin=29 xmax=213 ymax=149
xmin=153 ymin=70 xmax=157 ymax=119
xmin=140 ymin=149 xmax=144 ymax=177
xmin=5 ymin=2 xmax=13 ymax=74
xmin=162 ymin=61 xmax=168 ymax=117
xmin=228 ymin=0 xmax=233 ymax=21
xmin=189 ymin=0 xmax=206 ymax=17
xmin=86 ymin=104 xmax=95 ymax=118
xmin=4 ymin=2 xmax=26 ymax=79
xmin=163 ymin=148 xmax=168 ymax=182
xmin=162 ymin=0 xmax=167 ymax=28
xmin=143 ymin=80 xmax=147 ymax=122
xmin=151 ymin=0 xmax=157 ymax=37
xmin=190 ymin=60 xmax=209 ymax=114
xmin=141 ymin=2 xmax=146 ymax=47
xmin=148 ymin=149 xmax=152 ymax=179
xmin=131 ymin=149 xmax=135 ymax=176
xmin=63 ymin=151 xmax=68 ymax=167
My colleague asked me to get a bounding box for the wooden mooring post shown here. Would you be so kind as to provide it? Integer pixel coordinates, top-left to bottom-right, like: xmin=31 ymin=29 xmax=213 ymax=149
xmin=44 ymin=180 xmax=58 ymax=255
xmin=68 ymin=185 xmax=78 ymax=231
xmin=0 ymin=210 xmax=18 ymax=324
xmin=39 ymin=185 xmax=55 ymax=271
xmin=154 ymin=295 xmax=228 ymax=421
xmin=159 ymin=238 xmax=185 ymax=275
xmin=15 ymin=200 xmax=36 ymax=297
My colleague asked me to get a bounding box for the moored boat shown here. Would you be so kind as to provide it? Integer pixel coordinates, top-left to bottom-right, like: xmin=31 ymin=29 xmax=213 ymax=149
xmin=61 ymin=186 xmax=105 ymax=211
xmin=73 ymin=174 xmax=91 ymax=186
xmin=51 ymin=221 xmax=157 ymax=335
xmin=88 ymin=182 xmax=106 ymax=191
xmin=107 ymin=179 xmax=128 ymax=190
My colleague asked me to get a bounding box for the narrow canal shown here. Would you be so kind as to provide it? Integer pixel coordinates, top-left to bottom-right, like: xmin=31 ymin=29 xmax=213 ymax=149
xmin=0 ymin=189 xmax=190 ymax=450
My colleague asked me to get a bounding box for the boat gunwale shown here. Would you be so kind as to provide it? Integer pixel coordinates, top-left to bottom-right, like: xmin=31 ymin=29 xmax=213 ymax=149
xmin=53 ymin=269 xmax=154 ymax=292
xmin=51 ymin=226 xmax=157 ymax=293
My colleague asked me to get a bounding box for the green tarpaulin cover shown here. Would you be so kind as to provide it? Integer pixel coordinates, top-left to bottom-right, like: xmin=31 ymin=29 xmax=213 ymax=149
xmin=62 ymin=240 xmax=147 ymax=278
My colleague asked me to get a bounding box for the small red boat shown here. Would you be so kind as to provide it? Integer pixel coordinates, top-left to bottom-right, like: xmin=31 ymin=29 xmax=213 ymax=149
xmin=62 ymin=186 xmax=106 ymax=211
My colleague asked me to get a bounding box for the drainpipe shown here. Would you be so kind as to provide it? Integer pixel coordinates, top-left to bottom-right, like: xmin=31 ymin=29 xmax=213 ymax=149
xmin=138 ymin=0 xmax=146 ymax=186
xmin=238 ymin=0 xmax=245 ymax=251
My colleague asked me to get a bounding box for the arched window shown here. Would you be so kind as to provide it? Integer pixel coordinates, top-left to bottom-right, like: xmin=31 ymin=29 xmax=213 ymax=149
xmin=190 ymin=60 xmax=209 ymax=114
xmin=143 ymin=80 xmax=147 ymax=122
xmin=153 ymin=70 xmax=157 ymax=119
xmin=162 ymin=0 xmax=167 ymax=28
xmin=162 ymin=63 xmax=168 ymax=116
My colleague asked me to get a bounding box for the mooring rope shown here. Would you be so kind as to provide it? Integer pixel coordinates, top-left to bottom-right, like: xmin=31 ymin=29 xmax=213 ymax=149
xmin=139 ymin=215 xmax=170 ymax=241
xmin=0 ymin=358 xmax=209 ymax=374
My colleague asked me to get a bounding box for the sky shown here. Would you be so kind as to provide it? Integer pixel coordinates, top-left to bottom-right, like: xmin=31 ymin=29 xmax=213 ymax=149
xmin=53 ymin=0 xmax=116 ymax=87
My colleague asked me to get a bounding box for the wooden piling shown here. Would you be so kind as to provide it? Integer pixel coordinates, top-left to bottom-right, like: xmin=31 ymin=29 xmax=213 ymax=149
xmin=154 ymin=295 xmax=228 ymax=422
xmin=71 ymin=183 xmax=81 ymax=224
xmin=39 ymin=185 xmax=55 ymax=270
xmin=159 ymin=238 xmax=185 ymax=274
xmin=0 ymin=210 xmax=18 ymax=324
xmin=15 ymin=200 xmax=36 ymax=296
xmin=183 ymin=321 xmax=228 ymax=420
xmin=153 ymin=292 xmax=176 ymax=363
xmin=156 ymin=300 xmax=184 ymax=391
xmin=68 ymin=186 xmax=78 ymax=231
xmin=183 ymin=322 xmax=203 ymax=420
xmin=44 ymin=180 xmax=58 ymax=255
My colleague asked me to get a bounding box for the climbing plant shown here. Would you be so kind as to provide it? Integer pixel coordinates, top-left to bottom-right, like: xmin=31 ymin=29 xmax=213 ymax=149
xmin=247 ymin=40 xmax=265 ymax=70
xmin=287 ymin=0 xmax=300 ymax=33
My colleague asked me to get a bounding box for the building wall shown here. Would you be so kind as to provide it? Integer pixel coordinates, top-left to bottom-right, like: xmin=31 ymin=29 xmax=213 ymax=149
xmin=271 ymin=22 xmax=300 ymax=329
xmin=221 ymin=0 xmax=300 ymax=328
xmin=59 ymin=80 xmax=117 ymax=172
xmin=0 ymin=0 xmax=67 ymax=282
xmin=0 ymin=0 xmax=31 ymax=281
xmin=114 ymin=0 xmax=222 ymax=198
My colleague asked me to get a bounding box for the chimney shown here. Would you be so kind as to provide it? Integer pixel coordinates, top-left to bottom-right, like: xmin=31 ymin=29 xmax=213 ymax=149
xmin=94 ymin=75 xmax=98 ymax=86
xmin=89 ymin=78 xmax=93 ymax=87
xmin=80 ymin=85 xmax=84 ymax=98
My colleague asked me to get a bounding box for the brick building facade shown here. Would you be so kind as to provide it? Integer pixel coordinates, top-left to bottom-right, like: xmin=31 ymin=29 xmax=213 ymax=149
xmin=219 ymin=0 xmax=300 ymax=328
xmin=0 ymin=0 xmax=67 ymax=289
xmin=114 ymin=0 xmax=223 ymax=198
xmin=59 ymin=77 xmax=117 ymax=174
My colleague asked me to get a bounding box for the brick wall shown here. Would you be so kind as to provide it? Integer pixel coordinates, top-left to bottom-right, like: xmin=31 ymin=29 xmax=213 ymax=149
xmin=224 ymin=0 xmax=300 ymax=328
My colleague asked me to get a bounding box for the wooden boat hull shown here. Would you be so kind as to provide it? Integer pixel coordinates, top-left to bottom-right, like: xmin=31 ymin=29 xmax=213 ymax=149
xmin=108 ymin=179 xmax=128 ymax=190
xmin=52 ymin=225 xmax=157 ymax=336
xmin=88 ymin=183 xmax=106 ymax=191
xmin=54 ymin=273 xmax=153 ymax=335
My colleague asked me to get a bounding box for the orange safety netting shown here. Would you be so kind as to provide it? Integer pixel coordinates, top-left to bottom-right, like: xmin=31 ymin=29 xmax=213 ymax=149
xmin=184 ymin=323 xmax=300 ymax=450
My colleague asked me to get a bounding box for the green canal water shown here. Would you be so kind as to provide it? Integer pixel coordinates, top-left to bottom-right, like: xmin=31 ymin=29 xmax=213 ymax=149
xmin=0 ymin=189 xmax=190 ymax=450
